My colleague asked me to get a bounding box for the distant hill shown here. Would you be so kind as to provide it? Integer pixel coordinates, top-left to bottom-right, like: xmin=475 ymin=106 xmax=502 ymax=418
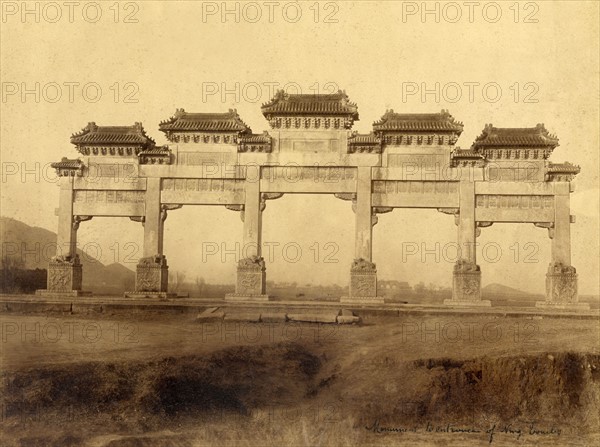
xmin=482 ymin=283 xmax=541 ymax=301
xmin=1 ymin=217 xmax=134 ymax=294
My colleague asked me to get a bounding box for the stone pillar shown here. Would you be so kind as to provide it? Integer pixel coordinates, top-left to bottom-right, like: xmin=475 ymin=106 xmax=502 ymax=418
xmin=37 ymin=177 xmax=91 ymax=297
xmin=127 ymin=178 xmax=173 ymax=299
xmin=226 ymin=178 xmax=269 ymax=301
xmin=536 ymin=183 xmax=588 ymax=310
xmin=444 ymin=174 xmax=490 ymax=306
xmin=342 ymin=167 xmax=382 ymax=304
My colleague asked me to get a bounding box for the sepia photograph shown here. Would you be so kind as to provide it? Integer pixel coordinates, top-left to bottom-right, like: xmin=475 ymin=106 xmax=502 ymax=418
xmin=1 ymin=1 xmax=599 ymax=446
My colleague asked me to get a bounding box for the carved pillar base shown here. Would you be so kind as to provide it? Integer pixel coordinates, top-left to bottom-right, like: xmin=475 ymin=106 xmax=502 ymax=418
xmin=444 ymin=260 xmax=491 ymax=307
xmin=225 ymin=256 xmax=270 ymax=301
xmin=36 ymin=255 xmax=91 ymax=297
xmin=124 ymin=255 xmax=176 ymax=299
xmin=341 ymin=258 xmax=384 ymax=304
xmin=536 ymin=263 xmax=589 ymax=310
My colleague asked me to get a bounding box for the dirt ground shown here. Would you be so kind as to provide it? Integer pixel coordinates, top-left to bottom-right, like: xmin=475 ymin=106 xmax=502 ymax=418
xmin=1 ymin=310 xmax=599 ymax=446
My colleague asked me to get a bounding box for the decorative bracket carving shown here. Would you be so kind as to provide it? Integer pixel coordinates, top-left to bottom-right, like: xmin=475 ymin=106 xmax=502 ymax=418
xmin=129 ymin=216 xmax=145 ymax=227
xmin=260 ymin=192 xmax=284 ymax=212
xmin=475 ymin=221 xmax=493 ymax=238
xmin=371 ymin=207 xmax=393 ymax=226
xmin=72 ymin=215 xmax=93 ymax=230
xmin=334 ymin=193 xmax=357 ymax=213
xmin=334 ymin=193 xmax=356 ymax=201
xmin=437 ymin=207 xmax=460 ymax=226
xmin=225 ymin=204 xmax=245 ymax=222
xmin=534 ymin=222 xmax=555 ymax=239
xmin=261 ymin=193 xmax=284 ymax=201
xmin=161 ymin=204 xmax=183 ymax=222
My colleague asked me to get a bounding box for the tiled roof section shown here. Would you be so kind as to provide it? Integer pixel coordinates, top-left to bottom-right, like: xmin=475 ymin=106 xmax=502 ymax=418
xmin=71 ymin=122 xmax=155 ymax=146
xmin=139 ymin=146 xmax=171 ymax=154
xmin=51 ymin=157 xmax=84 ymax=176
xmin=545 ymin=162 xmax=580 ymax=181
xmin=51 ymin=157 xmax=83 ymax=169
xmin=348 ymin=132 xmax=380 ymax=145
xmin=347 ymin=132 xmax=382 ymax=154
xmin=450 ymin=148 xmax=485 ymax=166
xmin=547 ymin=162 xmax=580 ymax=174
xmin=261 ymin=90 xmax=359 ymax=119
xmin=451 ymin=148 xmax=484 ymax=159
xmin=472 ymin=124 xmax=559 ymax=149
xmin=238 ymin=131 xmax=272 ymax=153
xmin=373 ymin=109 xmax=464 ymax=134
xmin=138 ymin=145 xmax=172 ymax=165
xmin=239 ymin=132 xmax=272 ymax=144
xmin=159 ymin=109 xmax=251 ymax=133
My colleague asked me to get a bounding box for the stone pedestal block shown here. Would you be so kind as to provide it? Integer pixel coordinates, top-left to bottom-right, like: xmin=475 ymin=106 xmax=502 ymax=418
xmin=341 ymin=258 xmax=384 ymax=304
xmin=36 ymin=255 xmax=91 ymax=296
xmin=444 ymin=260 xmax=491 ymax=307
xmin=225 ymin=256 xmax=269 ymax=301
xmin=135 ymin=255 xmax=169 ymax=293
xmin=536 ymin=263 xmax=589 ymax=310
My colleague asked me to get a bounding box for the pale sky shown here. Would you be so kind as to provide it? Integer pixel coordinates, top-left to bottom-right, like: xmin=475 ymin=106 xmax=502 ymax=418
xmin=1 ymin=1 xmax=598 ymax=294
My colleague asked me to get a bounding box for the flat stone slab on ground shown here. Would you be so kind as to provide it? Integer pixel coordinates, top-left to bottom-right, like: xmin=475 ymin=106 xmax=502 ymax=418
xmin=223 ymin=312 xmax=262 ymax=322
xmin=287 ymin=313 xmax=338 ymax=324
xmin=535 ymin=302 xmax=591 ymax=311
xmin=35 ymin=290 xmax=92 ymax=297
xmin=443 ymin=299 xmax=492 ymax=307
xmin=224 ymin=294 xmax=270 ymax=302
xmin=197 ymin=307 xmax=225 ymax=322
xmin=124 ymin=292 xmax=177 ymax=300
xmin=337 ymin=315 xmax=360 ymax=324
xmin=340 ymin=296 xmax=385 ymax=304
xmin=260 ymin=312 xmax=288 ymax=323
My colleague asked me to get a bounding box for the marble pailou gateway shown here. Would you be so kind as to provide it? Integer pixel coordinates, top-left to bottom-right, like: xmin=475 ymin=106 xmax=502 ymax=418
xmin=37 ymin=90 xmax=587 ymax=309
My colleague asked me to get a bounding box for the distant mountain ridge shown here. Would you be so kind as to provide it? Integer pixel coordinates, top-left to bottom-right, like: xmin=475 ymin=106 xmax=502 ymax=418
xmin=0 ymin=217 xmax=135 ymax=294
xmin=482 ymin=283 xmax=541 ymax=301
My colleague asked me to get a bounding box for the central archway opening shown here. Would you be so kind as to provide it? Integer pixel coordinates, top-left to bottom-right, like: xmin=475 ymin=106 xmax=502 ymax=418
xmin=262 ymin=194 xmax=354 ymax=301
xmin=373 ymin=208 xmax=456 ymax=304
xmin=76 ymin=217 xmax=142 ymax=295
xmin=163 ymin=205 xmax=242 ymax=298
xmin=476 ymin=222 xmax=549 ymax=305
